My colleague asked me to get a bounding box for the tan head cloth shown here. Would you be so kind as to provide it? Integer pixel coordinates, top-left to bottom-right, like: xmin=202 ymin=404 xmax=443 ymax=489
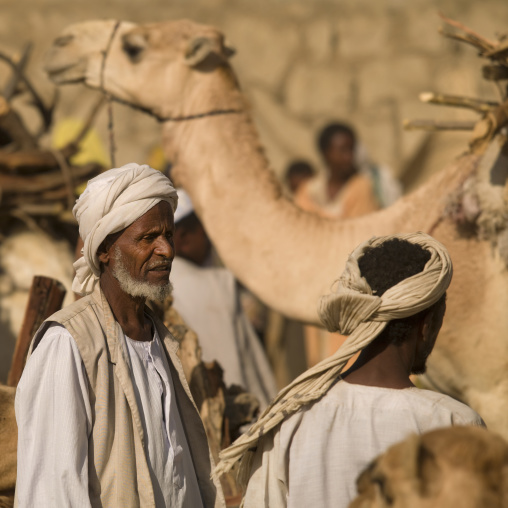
xmin=213 ymin=232 xmax=453 ymax=483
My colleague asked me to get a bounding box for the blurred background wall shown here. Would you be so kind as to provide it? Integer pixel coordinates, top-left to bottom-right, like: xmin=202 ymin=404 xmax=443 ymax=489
xmin=0 ymin=0 xmax=506 ymax=191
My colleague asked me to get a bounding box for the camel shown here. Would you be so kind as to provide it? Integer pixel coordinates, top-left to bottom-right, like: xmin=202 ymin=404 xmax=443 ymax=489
xmin=43 ymin=19 xmax=508 ymax=438
xmin=349 ymin=426 xmax=508 ymax=508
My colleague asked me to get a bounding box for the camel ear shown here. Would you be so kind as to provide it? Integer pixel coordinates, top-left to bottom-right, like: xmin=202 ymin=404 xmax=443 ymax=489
xmin=224 ymin=40 xmax=236 ymax=58
xmin=185 ymin=36 xmax=227 ymax=67
xmin=122 ymin=32 xmax=148 ymax=62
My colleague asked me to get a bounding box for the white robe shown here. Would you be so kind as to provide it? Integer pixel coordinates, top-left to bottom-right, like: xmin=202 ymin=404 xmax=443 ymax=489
xmin=170 ymin=256 xmax=277 ymax=408
xmin=243 ymin=380 xmax=484 ymax=508
xmin=15 ymin=322 xmax=203 ymax=508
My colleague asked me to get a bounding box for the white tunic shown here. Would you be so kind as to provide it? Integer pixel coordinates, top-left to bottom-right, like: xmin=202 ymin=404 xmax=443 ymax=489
xmin=243 ymin=380 xmax=485 ymax=508
xmin=15 ymin=322 xmax=203 ymax=508
xmin=170 ymin=256 xmax=277 ymax=408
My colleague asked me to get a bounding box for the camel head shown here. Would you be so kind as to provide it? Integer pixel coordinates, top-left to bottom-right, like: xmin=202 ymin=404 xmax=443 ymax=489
xmin=349 ymin=426 xmax=508 ymax=508
xmin=44 ymin=19 xmax=237 ymax=120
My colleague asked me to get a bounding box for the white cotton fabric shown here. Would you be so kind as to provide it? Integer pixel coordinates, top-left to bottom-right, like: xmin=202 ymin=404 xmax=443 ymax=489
xmin=174 ymin=188 xmax=194 ymax=224
xmin=170 ymin=256 xmax=277 ymax=408
xmin=15 ymin=323 xmax=202 ymax=508
xmin=125 ymin=322 xmax=203 ymax=508
xmin=243 ymin=381 xmax=484 ymax=508
xmin=72 ymin=163 xmax=178 ymax=295
xmin=215 ymin=232 xmax=453 ymax=480
xmin=15 ymin=325 xmax=93 ymax=508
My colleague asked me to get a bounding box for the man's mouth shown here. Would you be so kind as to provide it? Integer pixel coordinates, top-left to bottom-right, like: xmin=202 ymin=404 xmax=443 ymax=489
xmin=147 ymin=260 xmax=172 ymax=272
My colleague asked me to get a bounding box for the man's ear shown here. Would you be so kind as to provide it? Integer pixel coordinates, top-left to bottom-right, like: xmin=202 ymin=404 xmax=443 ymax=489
xmin=97 ymin=240 xmax=111 ymax=266
xmin=420 ymin=312 xmax=431 ymax=338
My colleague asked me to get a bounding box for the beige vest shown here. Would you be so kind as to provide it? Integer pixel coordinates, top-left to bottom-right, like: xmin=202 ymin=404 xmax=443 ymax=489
xmin=28 ymin=284 xmax=225 ymax=508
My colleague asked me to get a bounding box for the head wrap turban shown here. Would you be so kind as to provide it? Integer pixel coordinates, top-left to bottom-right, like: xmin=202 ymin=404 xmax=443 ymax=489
xmin=214 ymin=232 xmax=453 ymax=484
xmin=72 ymin=163 xmax=178 ymax=295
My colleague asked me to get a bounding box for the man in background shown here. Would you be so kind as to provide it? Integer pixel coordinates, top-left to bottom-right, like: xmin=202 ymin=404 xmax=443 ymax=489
xmin=295 ymin=122 xmax=401 ymax=218
xmin=284 ymin=160 xmax=316 ymax=195
xmin=169 ymin=189 xmax=277 ymax=409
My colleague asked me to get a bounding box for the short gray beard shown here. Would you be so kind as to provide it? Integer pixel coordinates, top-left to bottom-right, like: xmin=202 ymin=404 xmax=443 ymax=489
xmin=112 ymin=247 xmax=173 ymax=303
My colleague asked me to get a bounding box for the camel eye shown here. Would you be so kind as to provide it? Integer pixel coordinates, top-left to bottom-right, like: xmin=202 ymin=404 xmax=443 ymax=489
xmin=54 ymin=34 xmax=74 ymax=47
xmin=123 ymin=42 xmax=144 ymax=61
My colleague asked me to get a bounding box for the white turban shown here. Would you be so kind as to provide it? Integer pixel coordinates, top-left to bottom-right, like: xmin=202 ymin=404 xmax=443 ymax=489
xmin=174 ymin=188 xmax=194 ymax=224
xmin=214 ymin=232 xmax=453 ymax=483
xmin=72 ymin=163 xmax=178 ymax=295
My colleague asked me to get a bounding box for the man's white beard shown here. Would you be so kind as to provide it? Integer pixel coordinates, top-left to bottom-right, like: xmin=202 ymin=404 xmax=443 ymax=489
xmin=112 ymin=247 xmax=173 ymax=303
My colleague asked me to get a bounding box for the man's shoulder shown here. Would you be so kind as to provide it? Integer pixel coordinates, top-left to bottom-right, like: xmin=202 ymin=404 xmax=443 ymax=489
xmin=32 ymin=292 xmax=105 ymax=355
xmin=409 ymin=388 xmax=484 ymax=424
xmin=49 ymin=293 xmax=98 ymax=325
xmin=294 ymin=381 xmax=482 ymax=425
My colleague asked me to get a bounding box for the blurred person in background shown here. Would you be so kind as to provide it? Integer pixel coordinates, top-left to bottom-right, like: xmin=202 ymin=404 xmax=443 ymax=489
xmin=284 ymin=160 xmax=316 ymax=195
xmin=169 ymin=189 xmax=277 ymax=409
xmin=295 ymin=122 xmax=401 ymax=218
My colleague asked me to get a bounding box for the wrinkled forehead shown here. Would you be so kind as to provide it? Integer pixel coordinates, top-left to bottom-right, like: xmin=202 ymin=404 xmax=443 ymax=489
xmin=103 ymin=201 xmax=174 ymax=249
xmin=125 ymin=200 xmax=174 ymax=234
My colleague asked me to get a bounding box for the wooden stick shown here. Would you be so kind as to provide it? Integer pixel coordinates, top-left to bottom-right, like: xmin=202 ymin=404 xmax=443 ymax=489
xmin=484 ymin=40 xmax=508 ymax=60
xmin=3 ymin=42 xmax=32 ymax=100
xmin=438 ymin=12 xmax=498 ymax=49
xmin=7 ymin=276 xmax=66 ymax=387
xmin=11 ymin=202 xmax=66 ymax=216
xmin=419 ymin=92 xmax=498 ymax=112
xmin=2 ymin=186 xmax=72 ymax=206
xmin=0 ymin=51 xmax=52 ymax=130
xmin=0 ymin=148 xmax=65 ymax=173
xmin=0 ymin=95 xmax=38 ymax=150
xmin=403 ymin=119 xmax=476 ymax=131
xmin=438 ymin=28 xmax=492 ymax=53
xmin=0 ymin=161 xmax=100 ymax=193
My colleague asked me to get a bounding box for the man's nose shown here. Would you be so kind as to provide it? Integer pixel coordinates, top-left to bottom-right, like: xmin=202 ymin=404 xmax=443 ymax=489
xmin=154 ymin=236 xmax=174 ymax=259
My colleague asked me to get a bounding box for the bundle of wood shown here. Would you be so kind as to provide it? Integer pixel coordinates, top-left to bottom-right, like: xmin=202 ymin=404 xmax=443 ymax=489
xmin=0 ymin=44 xmax=104 ymax=228
xmin=404 ymin=14 xmax=508 ymax=154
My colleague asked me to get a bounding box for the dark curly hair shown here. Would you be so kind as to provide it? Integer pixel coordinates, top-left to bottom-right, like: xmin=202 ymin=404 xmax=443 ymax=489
xmin=317 ymin=122 xmax=356 ymax=155
xmin=285 ymin=160 xmax=315 ymax=181
xmin=358 ymin=238 xmax=446 ymax=345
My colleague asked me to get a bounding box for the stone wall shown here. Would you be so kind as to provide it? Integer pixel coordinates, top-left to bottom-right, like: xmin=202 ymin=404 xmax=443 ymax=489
xmin=1 ymin=0 xmax=506 ymax=191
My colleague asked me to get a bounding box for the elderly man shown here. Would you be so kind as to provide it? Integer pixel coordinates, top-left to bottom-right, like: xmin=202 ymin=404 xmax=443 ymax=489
xmin=15 ymin=164 xmax=225 ymax=507
xmin=215 ymin=233 xmax=483 ymax=508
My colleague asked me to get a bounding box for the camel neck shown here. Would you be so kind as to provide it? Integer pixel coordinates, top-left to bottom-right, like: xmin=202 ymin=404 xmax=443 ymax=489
xmin=161 ymin=75 xmax=476 ymax=324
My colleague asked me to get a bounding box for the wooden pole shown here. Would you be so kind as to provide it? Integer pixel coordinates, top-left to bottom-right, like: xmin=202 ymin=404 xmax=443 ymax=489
xmin=403 ymin=119 xmax=476 ymax=131
xmin=419 ymin=92 xmax=498 ymax=113
xmin=7 ymin=276 xmax=66 ymax=387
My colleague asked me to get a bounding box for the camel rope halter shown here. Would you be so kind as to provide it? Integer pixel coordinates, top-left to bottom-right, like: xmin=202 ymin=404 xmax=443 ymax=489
xmin=99 ymin=21 xmax=243 ymax=126
xmin=213 ymin=231 xmax=453 ymax=485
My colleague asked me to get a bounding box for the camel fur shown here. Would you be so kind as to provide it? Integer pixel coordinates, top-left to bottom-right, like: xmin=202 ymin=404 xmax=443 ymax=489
xmin=349 ymin=426 xmax=508 ymax=508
